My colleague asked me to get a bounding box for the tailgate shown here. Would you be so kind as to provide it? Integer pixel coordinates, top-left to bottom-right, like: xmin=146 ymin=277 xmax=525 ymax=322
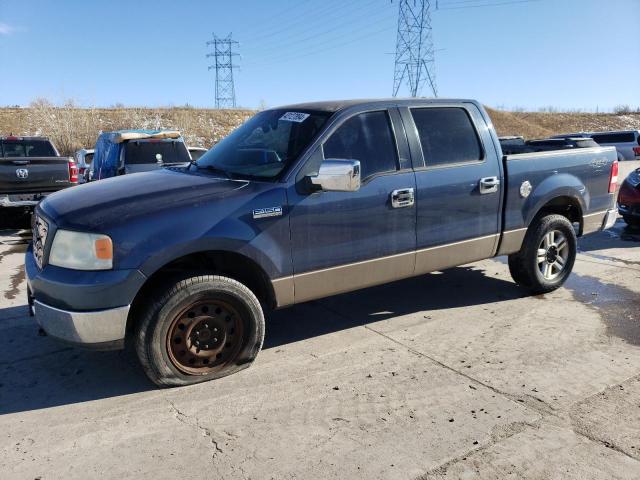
xmin=0 ymin=157 xmax=71 ymax=193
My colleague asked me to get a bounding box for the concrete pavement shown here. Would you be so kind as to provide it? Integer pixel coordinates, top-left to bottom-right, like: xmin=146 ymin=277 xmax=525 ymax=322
xmin=0 ymin=162 xmax=639 ymax=479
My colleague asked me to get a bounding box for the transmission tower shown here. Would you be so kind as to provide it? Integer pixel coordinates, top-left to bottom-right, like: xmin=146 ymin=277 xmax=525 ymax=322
xmin=206 ymin=33 xmax=239 ymax=108
xmin=392 ymin=0 xmax=437 ymax=98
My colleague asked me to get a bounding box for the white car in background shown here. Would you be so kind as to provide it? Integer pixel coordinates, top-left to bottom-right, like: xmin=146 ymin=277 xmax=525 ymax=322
xmin=73 ymin=148 xmax=94 ymax=183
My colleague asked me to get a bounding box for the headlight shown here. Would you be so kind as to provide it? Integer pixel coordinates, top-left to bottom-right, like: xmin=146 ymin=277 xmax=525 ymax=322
xmin=49 ymin=230 xmax=113 ymax=270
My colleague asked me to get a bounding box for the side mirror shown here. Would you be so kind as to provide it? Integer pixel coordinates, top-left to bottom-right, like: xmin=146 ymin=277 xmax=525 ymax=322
xmin=309 ymin=159 xmax=361 ymax=192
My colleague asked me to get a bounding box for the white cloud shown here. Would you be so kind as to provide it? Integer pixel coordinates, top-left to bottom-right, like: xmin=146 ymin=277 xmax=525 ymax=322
xmin=0 ymin=22 xmax=17 ymax=35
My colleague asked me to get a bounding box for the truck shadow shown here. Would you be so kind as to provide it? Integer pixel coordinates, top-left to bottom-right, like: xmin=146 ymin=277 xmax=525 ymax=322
xmin=0 ymin=265 xmax=523 ymax=415
xmin=265 ymin=265 xmax=525 ymax=349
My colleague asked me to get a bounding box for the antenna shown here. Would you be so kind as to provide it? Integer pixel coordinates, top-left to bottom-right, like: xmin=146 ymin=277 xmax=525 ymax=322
xmin=392 ymin=0 xmax=437 ymax=98
xmin=206 ymin=33 xmax=240 ymax=108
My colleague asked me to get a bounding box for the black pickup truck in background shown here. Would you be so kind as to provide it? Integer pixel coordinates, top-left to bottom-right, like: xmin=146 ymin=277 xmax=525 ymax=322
xmin=0 ymin=136 xmax=77 ymax=212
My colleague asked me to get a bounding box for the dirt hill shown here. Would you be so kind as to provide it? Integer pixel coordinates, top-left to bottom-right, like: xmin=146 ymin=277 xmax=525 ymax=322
xmin=1 ymin=104 xmax=639 ymax=156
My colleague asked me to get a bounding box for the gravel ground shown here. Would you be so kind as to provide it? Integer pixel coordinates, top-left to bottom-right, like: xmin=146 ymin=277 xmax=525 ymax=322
xmin=0 ymin=162 xmax=638 ymax=479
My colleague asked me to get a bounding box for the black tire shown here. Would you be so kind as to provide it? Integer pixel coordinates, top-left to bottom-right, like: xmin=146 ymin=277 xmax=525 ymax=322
xmin=135 ymin=275 xmax=265 ymax=387
xmin=508 ymin=214 xmax=577 ymax=294
xmin=622 ymin=215 xmax=640 ymax=227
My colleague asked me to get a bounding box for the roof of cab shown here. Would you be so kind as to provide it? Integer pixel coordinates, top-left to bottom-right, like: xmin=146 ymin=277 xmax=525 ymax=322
xmin=274 ymin=98 xmax=477 ymax=113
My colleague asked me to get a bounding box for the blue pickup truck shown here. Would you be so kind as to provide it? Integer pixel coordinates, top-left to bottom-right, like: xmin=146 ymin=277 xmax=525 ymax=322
xmin=26 ymin=99 xmax=619 ymax=386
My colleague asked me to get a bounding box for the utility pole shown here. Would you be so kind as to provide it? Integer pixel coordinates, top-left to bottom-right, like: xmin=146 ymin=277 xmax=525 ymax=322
xmin=392 ymin=0 xmax=437 ymax=98
xmin=206 ymin=33 xmax=239 ymax=108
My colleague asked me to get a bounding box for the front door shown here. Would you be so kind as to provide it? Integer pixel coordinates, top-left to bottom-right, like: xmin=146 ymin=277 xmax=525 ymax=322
xmin=288 ymin=109 xmax=417 ymax=303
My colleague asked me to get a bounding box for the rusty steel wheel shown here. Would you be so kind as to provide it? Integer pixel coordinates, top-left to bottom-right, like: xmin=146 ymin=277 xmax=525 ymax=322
xmin=166 ymin=299 xmax=245 ymax=375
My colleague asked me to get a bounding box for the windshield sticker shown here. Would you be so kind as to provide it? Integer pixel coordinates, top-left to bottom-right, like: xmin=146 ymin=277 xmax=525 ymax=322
xmin=280 ymin=112 xmax=310 ymax=123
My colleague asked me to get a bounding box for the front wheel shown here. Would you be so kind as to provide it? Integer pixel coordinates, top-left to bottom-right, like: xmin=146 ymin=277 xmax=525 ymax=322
xmin=135 ymin=275 xmax=265 ymax=387
xmin=508 ymin=214 xmax=577 ymax=294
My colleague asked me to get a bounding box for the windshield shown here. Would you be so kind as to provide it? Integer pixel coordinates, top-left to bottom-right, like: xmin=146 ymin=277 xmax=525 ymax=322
xmin=124 ymin=140 xmax=190 ymax=165
xmin=196 ymin=109 xmax=331 ymax=179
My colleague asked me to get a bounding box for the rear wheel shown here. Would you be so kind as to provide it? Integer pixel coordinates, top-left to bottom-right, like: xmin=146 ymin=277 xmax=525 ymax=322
xmin=508 ymin=214 xmax=577 ymax=294
xmin=135 ymin=275 xmax=264 ymax=387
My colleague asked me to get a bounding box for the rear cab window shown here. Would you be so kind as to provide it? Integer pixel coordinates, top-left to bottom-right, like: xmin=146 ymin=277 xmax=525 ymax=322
xmin=410 ymin=107 xmax=483 ymax=167
xmin=124 ymin=140 xmax=190 ymax=165
xmin=591 ymin=132 xmax=636 ymax=144
xmin=1 ymin=139 xmax=57 ymax=157
xmin=322 ymin=110 xmax=399 ymax=180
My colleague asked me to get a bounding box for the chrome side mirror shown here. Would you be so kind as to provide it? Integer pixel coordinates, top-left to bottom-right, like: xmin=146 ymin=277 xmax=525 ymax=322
xmin=309 ymin=159 xmax=361 ymax=192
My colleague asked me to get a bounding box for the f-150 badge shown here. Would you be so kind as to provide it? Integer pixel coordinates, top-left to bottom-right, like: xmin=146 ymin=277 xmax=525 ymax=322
xmin=253 ymin=207 xmax=283 ymax=219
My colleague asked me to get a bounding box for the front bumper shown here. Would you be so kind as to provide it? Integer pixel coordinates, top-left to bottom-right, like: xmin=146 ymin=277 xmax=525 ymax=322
xmin=26 ymin=244 xmax=147 ymax=349
xmin=618 ymin=203 xmax=640 ymax=219
xmin=34 ymin=300 xmax=129 ymax=349
xmin=0 ymin=194 xmax=39 ymax=207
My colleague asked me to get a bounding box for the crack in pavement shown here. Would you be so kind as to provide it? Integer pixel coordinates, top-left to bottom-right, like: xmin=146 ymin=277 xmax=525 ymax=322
xmin=165 ymin=398 xmax=224 ymax=457
xmin=313 ymin=301 xmax=640 ymax=475
xmin=417 ymin=420 xmax=541 ymax=479
xmin=314 ymin=301 xmax=556 ymax=418
xmin=360 ymin=323 xmax=557 ymax=416
xmin=567 ymin=373 xmax=640 ymax=464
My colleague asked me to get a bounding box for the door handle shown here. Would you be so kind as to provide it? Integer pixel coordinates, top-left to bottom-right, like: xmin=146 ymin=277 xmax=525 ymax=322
xmin=391 ymin=188 xmax=415 ymax=208
xmin=479 ymin=177 xmax=500 ymax=194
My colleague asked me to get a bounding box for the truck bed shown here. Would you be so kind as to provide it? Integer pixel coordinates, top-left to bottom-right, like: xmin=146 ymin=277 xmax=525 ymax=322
xmin=502 ymin=146 xmax=617 ymax=234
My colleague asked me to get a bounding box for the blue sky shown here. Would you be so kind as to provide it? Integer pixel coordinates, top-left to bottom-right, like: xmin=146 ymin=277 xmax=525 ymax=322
xmin=0 ymin=0 xmax=638 ymax=111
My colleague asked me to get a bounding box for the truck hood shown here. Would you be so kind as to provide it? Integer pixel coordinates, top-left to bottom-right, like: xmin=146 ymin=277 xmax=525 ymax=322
xmin=40 ymin=168 xmax=249 ymax=230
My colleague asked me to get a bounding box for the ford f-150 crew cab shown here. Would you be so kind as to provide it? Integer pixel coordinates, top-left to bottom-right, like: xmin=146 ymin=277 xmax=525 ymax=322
xmin=1 ymin=136 xmax=77 ymax=210
xmin=26 ymin=99 xmax=619 ymax=387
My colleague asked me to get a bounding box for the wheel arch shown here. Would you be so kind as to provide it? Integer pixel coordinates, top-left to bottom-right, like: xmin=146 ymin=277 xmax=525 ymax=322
xmin=126 ymin=249 xmax=277 ymax=336
xmin=529 ymin=195 xmax=584 ymax=233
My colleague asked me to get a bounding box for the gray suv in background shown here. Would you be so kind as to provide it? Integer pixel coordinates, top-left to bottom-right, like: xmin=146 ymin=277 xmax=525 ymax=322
xmin=590 ymin=131 xmax=640 ymax=161
xmin=553 ymin=130 xmax=640 ymax=161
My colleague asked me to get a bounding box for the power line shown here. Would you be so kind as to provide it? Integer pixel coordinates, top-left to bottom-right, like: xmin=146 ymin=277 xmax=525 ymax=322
xmin=242 ymin=0 xmax=385 ymax=57
xmin=393 ymin=0 xmax=437 ymax=98
xmin=206 ymin=33 xmax=240 ymax=109
xmin=242 ymin=7 xmax=394 ymax=65
xmin=437 ymin=0 xmax=540 ymax=10
xmin=243 ymin=23 xmax=395 ymax=68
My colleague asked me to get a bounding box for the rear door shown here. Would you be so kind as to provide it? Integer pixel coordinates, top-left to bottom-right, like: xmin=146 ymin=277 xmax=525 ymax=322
xmin=400 ymin=103 xmax=503 ymax=274
xmin=287 ymin=107 xmax=417 ymax=303
xmin=0 ymin=139 xmax=70 ymax=193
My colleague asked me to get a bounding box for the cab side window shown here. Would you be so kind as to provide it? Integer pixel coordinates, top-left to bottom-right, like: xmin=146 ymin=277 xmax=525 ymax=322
xmin=411 ymin=107 xmax=483 ymax=167
xmin=323 ymin=110 xmax=398 ymax=180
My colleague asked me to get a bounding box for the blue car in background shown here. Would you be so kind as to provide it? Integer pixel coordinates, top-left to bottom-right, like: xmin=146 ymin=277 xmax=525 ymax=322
xmin=89 ymin=129 xmax=191 ymax=181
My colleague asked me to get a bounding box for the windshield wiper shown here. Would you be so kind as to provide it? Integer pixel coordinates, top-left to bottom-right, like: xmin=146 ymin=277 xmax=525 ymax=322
xmin=196 ymin=164 xmax=235 ymax=180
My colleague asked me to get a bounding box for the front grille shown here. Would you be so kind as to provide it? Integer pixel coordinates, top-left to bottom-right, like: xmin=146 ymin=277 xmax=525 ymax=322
xmin=32 ymin=214 xmax=49 ymax=269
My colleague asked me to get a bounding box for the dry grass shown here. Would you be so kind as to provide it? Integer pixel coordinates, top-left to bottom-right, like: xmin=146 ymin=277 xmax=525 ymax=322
xmin=0 ymin=101 xmax=254 ymax=156
xmin=487 ymin=107 xmax=640 ymax=140
xmin=1 ymin=102 xmax=639 ymax=156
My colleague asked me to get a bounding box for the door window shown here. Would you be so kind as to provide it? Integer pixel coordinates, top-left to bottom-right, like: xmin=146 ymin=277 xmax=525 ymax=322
xmin=411 ymin=107 xmax=483 ymax=167
xmin=323 ymin=111 xmax=399 ymax=180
